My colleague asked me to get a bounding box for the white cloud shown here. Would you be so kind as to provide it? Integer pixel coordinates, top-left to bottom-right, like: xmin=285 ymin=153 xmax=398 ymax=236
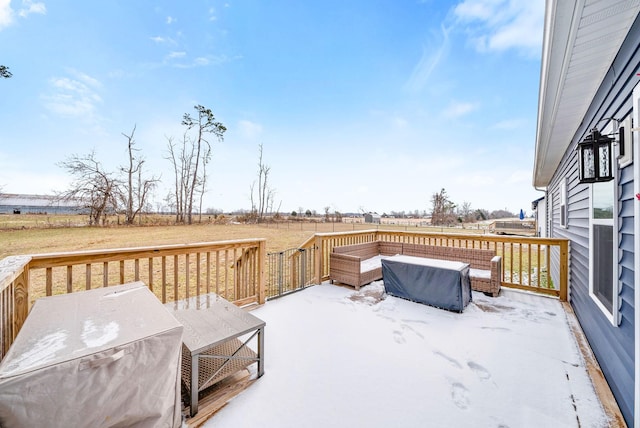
xmin=194 ymin=57 xmax=210 ymax=66
xmin=405 ymin=25 xmax=450 ymax=92
xmin=442 ymin=101 xmax=478 ymax=118
xmin=18 ymin=0 xmax=45 ymax=18
xmin=454 ymin=0 xmax=498 ymax=22
xmin=492 ymin=118 xmax=524 ymax=130
xmin=208 ymin=7 xmax=217 ymax=21
xmin=1 ymin=0 xmax=46 ymax=30
xmin=151 ymin=35 xmax=177 ymax=46
xmin=165 ymin=53 xmax=236 ymax=69
xmin=238 ymin=120 xmax=263 ymax=140
xmin=392 ymin=116 xmax=408 ymax=129
xmin=0 ymin=0 xmax=13 ymax=29
xmin=453 ymin=0 xmax=543 ymax=56
xmin=42 ymin=70 xmax=103 ymax=118
xmin=166 ymin=16 xmax=174 ymax=24
xmin=0 ymin=169 xmax=70 ymax=194
xmin=455 ymin=173 xmax=496 ymax=187
xmin=506 ymin=169 xmax=531 ymax=184
xmin=167 ymin=51 xmax=186 ymax=59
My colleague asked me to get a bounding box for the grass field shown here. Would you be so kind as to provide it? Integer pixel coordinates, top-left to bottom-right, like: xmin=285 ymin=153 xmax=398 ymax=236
xmin=0 ymin=214 xmax=492 ymax=259
xmin=1 ymin=222 xmax=312 ymax=259
xmin=1 ymin=215 xmax=557 ymax=303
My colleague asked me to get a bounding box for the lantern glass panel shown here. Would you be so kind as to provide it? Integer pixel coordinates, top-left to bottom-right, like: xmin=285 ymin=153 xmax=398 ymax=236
xmin=581 ymin=145 xmax=595 ymax=180
xmin=598 ymin=143 xmax=610 ymax=178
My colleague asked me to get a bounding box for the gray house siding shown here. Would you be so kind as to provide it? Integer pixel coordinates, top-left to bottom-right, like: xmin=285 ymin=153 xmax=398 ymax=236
xmin=545 ymin=17 xmax=640 ymax=423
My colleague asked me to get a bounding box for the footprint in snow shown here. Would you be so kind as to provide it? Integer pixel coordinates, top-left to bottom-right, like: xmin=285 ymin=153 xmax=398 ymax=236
xmin=480 ymin=326 xmax=511 ymax=332
xmin=467 ymin=361 xmax=491 ymax=380
xmin=392 ymin=330 xmax=406 ymax=344
xmin=451 ymin=382 xmax=470 ymax=410
xmin=433 ymin=350 xmax=463 ymax=369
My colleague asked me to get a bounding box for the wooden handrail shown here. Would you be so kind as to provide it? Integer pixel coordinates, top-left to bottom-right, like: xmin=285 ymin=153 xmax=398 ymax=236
xmin=0 ymin=231 xmax=569 ymax=361
xmin=0 ymin=239 xmax=267 ymax=360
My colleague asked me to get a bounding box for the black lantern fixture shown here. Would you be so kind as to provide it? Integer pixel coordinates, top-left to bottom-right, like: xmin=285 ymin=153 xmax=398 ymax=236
xmin=577 ymin=128 xmax=614 ymax=183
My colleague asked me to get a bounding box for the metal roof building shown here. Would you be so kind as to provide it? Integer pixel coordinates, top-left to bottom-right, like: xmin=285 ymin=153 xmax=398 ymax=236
xmin=0 ymin=193 xmax=84 ymax=214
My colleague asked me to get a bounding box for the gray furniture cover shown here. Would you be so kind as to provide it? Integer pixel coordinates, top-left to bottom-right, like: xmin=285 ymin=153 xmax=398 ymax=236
xmin=382 ymin=255 xmax=472 ymax=312
xmin=0 ymin=282 xmax=184 ymax=428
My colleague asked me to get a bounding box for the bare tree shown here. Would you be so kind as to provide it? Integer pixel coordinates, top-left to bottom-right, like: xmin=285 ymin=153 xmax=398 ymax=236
xmin=166 ymin=105 xmax=226 ymax=224
xmin=430 ymin=188 xmax=457 ymax=226
xmin=250 ymin=143 xmax=275 ymax=222
xmin=118 ymin=125 xmax=160 ymax=225
xmin=458 ymin=201 xmax=474 ymax=223
xmin=57 ymin=151 xmax=118 ymax=225
xmin=165 ymin=136 xmax=184 ymax=222
xmin=0 ymin=66 xmax=11 ymax=79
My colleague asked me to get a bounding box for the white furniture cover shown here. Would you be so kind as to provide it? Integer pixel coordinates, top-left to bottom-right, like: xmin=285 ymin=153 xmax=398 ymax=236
xmin=0 ymin=282 xmax=183 ymax=428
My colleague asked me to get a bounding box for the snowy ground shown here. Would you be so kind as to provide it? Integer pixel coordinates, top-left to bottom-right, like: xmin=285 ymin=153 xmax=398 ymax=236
xmin=204 ymin=282 xmax=609 ymax=428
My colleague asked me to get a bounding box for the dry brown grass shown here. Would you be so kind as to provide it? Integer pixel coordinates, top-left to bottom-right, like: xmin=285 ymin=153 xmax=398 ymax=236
xmin=0 ymin=220 xmax=392 ymax=259
xmin=1 ymin=214 xmax=487 ymax=258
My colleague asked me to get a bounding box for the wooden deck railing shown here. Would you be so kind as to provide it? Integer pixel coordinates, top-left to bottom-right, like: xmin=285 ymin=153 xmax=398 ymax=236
xmin=0 ymin=239 xmax=266 ymax=360
xmin=300 ymin=230 xmax=569 ymax=301
xmin=0 ymin=230 xmax=569 ymax=360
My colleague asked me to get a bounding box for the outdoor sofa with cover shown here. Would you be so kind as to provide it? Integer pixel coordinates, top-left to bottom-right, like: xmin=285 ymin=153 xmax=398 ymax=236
xmin=329 ymin=240 xmax=501 ymax=296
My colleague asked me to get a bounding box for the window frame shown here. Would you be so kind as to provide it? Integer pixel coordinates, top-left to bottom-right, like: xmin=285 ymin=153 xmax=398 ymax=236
xmin=559 ymin=178 xmax=567 ymax=228
xmin=588 ymin=179 xmax=619 ymax=325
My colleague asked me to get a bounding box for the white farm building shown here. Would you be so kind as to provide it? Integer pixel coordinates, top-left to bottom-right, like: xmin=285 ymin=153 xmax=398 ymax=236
xmin=0 ymin=194 xmax=84 ymax=215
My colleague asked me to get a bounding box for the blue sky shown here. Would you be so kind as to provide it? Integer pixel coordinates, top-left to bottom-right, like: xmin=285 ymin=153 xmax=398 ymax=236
xmin=0 ymin=0 xmax=544 ymax=215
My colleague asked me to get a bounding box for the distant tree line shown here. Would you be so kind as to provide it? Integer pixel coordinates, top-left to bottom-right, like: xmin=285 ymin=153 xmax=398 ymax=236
xmin=429 ymin=188 xmax=515 ymax=226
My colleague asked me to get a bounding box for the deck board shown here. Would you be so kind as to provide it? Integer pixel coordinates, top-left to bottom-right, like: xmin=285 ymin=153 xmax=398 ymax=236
xmin=183 ymin=369 xmax=256 ymax=427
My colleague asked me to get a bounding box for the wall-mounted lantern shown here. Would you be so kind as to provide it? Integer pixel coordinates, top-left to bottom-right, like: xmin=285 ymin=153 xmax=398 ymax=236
xmin=577 ymin=128 xmax=614 ymax=183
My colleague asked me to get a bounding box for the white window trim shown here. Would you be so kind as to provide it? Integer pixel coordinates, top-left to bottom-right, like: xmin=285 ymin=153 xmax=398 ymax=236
xmin=559 ymin=179 xmax=567 ymax=228
xmin=588 ymin=181 xmax=619 ymax=326
xmin=632 ymin=80 xmax=640 ymax=428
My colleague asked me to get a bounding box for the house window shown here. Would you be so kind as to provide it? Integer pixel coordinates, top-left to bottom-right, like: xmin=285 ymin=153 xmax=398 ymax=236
xmin=589 ymin=180 xmax=617 ymax=321
xmin=550 ymin=192 xmax=556 ymax=236
xmin=559 ymin=179 xmax=567 ymax=228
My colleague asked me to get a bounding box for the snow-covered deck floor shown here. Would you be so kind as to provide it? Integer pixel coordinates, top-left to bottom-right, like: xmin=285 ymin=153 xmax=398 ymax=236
xmin=206 ymin=281 xmax=610 ymax=428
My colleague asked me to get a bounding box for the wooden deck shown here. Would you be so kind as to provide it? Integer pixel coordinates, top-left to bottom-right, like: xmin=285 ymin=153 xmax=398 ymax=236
xmin=183 ymin=368 xmax=256 ymax=427
xmin=185 ymin=298 xmax=626 ymax=428
xmin=0 ymin=231 xmax=578 ymax=425
xmin=562 ymin=301 xmax=627 ymax=427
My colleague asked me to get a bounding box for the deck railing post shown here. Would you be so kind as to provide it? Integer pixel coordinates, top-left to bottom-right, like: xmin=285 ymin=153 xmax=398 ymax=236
xmin=314 ymin=235 xmax=323 ymax=284
xmin=300 ymin=249 xmax=307 ymax=288
xmin=559 ymin=240 xmax=569 ymax=301
xmin=13 ymin=266 xmax=29 ymax=342
xmin=0 ymin=255 xmax=32 ymax=359
xmin=258 ymin=239 xmax=267 ymax=304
